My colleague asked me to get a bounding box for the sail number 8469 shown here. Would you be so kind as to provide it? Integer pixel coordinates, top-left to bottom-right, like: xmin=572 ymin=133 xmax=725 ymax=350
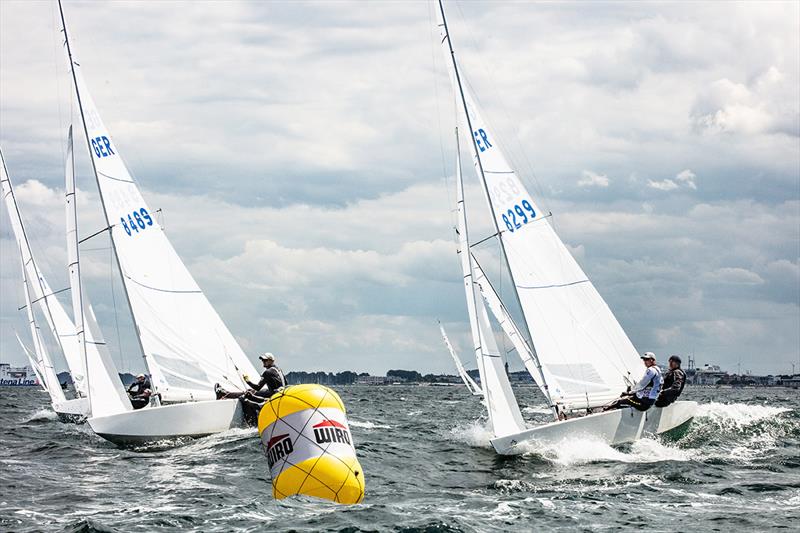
xmin=502 ymin=200 xmax=536 ymax=233
xmin=120 ymin=208 xmax=153 ymax=236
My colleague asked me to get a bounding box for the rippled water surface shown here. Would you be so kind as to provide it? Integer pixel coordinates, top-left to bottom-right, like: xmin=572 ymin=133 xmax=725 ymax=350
xmin=1 ymin=385 xmax=798 ymax=531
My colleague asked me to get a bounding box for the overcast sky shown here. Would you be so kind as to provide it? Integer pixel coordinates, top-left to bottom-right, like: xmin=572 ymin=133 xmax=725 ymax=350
xmin=1 ymin=1 xmax=798 ymax=377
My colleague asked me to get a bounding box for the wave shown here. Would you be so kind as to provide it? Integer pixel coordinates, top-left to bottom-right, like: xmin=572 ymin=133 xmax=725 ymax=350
xmin=25 ymin=409 xmax=57 ymax=422
xmin=446 ymin=420 xmax=493 ymax=448
xmin=349 ymin=419 xmax=391 ymax=429
xmin=519 ymin=435 xmax=690 ymax=466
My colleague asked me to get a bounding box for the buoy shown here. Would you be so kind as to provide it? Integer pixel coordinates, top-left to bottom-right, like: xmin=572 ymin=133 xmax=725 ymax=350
xmin=258 ymin=384 xmax=365 ymax=504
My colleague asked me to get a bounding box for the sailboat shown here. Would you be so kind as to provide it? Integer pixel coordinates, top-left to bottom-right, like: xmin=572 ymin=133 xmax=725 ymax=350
xmin=436 ymin=0 xmax=697 ymax=454
xmin=1 ymin=149 xmax=90 ymax=422
xmin=55 ymin=0 xmax=260 ymax=445
xmin=439 ymin=321 xmax=483 ymax=396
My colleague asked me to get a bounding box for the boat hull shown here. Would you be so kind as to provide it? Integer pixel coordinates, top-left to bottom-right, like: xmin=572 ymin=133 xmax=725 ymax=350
xmin=54 ymin=397 xmax=90 ymax=424
xmin=88 ymin=398 xmax=245 ymax=446
xmin=490 ymin=400 xmax=698 ymax=455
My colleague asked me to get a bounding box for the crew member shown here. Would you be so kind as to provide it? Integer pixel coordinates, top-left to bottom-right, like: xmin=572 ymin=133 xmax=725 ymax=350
xmin=214 ymin=353 xmax=286 ymax=425
xmin=603 ymin=352 xmax=662 ymax=412
xmin=655 ymin=355 xmax=686 ymax=407
xmin=127 ymin=373 xmax=152 ymax=410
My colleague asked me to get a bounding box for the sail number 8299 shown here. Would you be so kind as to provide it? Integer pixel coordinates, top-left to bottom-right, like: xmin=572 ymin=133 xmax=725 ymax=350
xmin=120 ymin=208 xmax=153 ymax=236
xmin=502 ymin=200 xmax=536 ymax=233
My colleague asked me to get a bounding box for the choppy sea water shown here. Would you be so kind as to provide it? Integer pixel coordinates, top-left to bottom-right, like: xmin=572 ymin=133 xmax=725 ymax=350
xmin=1 ymin=385 xmax=798 ymax=532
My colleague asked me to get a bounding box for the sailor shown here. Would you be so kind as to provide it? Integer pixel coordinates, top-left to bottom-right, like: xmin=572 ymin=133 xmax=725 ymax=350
xmin=127 ymin=373 xmax=152 ymax=410
xmin=214 ymin=353 xmax=286 ymax=425
xmin=603 ymin=352 xmax=662 ymax=412
xmin=655 ymin=355 xmax=686 ymax=407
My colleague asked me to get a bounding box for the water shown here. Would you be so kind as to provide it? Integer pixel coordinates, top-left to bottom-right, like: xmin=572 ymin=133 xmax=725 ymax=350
xmin=1 ymin=386 xmax=798 ymax=532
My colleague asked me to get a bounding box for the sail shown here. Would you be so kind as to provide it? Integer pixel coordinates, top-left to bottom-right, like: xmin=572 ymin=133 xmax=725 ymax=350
xmin=64 ymin=125 xmax=131 ymax=417
xmin=16 ymin=332 xmax=47 ymax=391
xmin=1 ymin=151 xmax=78 ymax=400
xmin=18 ymin=247 xmax=66 ymax=403
xmin=84 ymin=304 xmax=132 ymax=417
xmin=455 ymin=139 xmax=525 ymax=437
xmin=438 ymin=3 xmax=641 ymax=411
xmin=66 ymin=45 xmax=257 ymax=402
xmin=471 ymin=255 xmax=550 ymax=401
xmin=439 ymin=322 xmax=482 ymax=396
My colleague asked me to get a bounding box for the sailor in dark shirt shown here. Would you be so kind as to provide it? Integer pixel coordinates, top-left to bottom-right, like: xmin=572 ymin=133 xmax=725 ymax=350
xmin=127 ymin=373 xmax=152 ymax=410
xmin=655 ymin=355 xmax=686 ymax=407
xmin=245 ymin=353 xmax=286 ymax=398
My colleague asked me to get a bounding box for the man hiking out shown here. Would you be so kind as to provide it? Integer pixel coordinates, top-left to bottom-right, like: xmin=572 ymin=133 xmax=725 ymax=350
xmin=603 ymin=352 xmax=662 ymax=412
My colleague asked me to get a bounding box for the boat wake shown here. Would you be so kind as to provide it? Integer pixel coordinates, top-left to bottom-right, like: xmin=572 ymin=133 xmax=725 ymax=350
xmin=514 ymin=401 xmax=796 ymax=466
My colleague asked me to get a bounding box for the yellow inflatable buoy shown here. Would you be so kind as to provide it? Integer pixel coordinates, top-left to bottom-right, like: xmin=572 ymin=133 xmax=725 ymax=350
xmin=257 ymin=384 xmax=365 ymax=504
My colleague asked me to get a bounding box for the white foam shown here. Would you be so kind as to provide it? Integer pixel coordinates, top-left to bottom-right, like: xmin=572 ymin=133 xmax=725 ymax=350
xmin=349 ymin=420 xmax=390 ymax=429
xmin=446 ymin=420 xmax=493 ymax=448
xmin=520 ymin=435 xmax=690 ymax=466
xmin=26 ymin=409 xmax=57 ymax=422
xmin=697 ymin=402 xmax=790 ymax=428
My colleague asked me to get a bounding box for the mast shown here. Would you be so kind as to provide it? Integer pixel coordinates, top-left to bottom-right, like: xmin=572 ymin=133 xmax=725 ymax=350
xmin=455 ymin=127 xmax=492 ymax=418
xmin=56 ymin=0 xmax=152 ymax=389
xmin=437 ymin=0 xmax=556 ymax=417
xmin=64 ymin=125 xmax=90 ymax=413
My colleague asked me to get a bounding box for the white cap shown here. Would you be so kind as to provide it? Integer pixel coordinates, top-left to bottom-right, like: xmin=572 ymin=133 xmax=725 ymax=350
xmin=259 ymin=352 xmax=275 ymax=362
xmin=641 ymin=351 xmax=656 ymax=360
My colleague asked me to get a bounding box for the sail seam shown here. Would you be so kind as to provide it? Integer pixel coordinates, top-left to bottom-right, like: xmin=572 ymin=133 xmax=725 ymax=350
xmin=516 ymin=279 xmax=589 ymax=290
xmin=124 ymin=275 xmax=202 ymax=294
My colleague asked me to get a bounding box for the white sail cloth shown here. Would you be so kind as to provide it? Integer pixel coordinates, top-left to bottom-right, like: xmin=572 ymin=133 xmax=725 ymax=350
xmin=439 ymin=322 xmax=482 ymax=396
xmin=69 ymin=58 xmax=257 ymax=402
xmin=456 ymin=145 xmax=525 ymax=437
xmin=1 ymin=152 xmax=78 ymax=401
xmin=438 ymin=7 xmax=641 ymax=411
xmin=64 ymin=126 xmax=131 ymax=418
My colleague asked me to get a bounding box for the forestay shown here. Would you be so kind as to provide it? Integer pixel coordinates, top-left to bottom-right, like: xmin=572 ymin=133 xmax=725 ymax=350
xmin=68 ymin=52 xmax=257 ymax=402
xmin=438 ymin=5 xmax=641 ymax=411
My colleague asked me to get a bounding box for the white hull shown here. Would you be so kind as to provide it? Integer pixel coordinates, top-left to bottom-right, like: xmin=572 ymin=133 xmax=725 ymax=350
xmin=54 ymin=397 xmax=90 ymax=424
xmin=88 ymin=399 xmax=244 ymax=446
xmin=490 ymin=400 xmax=698 ymax=455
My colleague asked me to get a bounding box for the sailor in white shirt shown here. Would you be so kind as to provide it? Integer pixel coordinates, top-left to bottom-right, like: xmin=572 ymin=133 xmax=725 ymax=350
xmin=603 ymin=352 xmax=663 ymax=412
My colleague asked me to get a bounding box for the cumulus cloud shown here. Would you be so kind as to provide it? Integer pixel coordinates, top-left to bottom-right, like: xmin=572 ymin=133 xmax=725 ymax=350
xmin=648 ymin=169 xmax=698 ymax=192
xmin=577 ymin=170 xmax=609 ymax=188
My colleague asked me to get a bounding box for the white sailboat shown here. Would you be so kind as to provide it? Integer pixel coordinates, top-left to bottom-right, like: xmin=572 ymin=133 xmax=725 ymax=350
xmin=0 ymin=149 xmax=89 ymax=422
xmin=436 ymin=0 xmax=697 ymax=455
xmin=57 ymin=0 xmax=259 ymax=445
xmin=439 ymin=321 xmax=483 ymax=396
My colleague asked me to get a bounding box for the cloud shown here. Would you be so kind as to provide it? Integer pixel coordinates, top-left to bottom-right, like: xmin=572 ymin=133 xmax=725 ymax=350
xmin=675 ymin=169 xmax=697 ymax=190
xmin=577 ymin=170 xmax=609 ymax=188
xmin=1 ymin=1 xmax=798 ymax=376
xmin=648 ymin=169 xmax=698 ymax=192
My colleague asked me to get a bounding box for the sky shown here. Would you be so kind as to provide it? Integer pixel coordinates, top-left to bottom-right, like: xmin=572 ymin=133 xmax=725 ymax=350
xmin=0 ymin=0 xmax=798 ymax=377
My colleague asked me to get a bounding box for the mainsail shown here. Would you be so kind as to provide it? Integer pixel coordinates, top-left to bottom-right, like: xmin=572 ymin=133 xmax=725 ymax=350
xmin=60 ymin=6 xmax=258 ymax=402
xmin=16 ymin=332 xmax=47 ymax=391
xmin=438 ymin=1 xmax=641 ymax=412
